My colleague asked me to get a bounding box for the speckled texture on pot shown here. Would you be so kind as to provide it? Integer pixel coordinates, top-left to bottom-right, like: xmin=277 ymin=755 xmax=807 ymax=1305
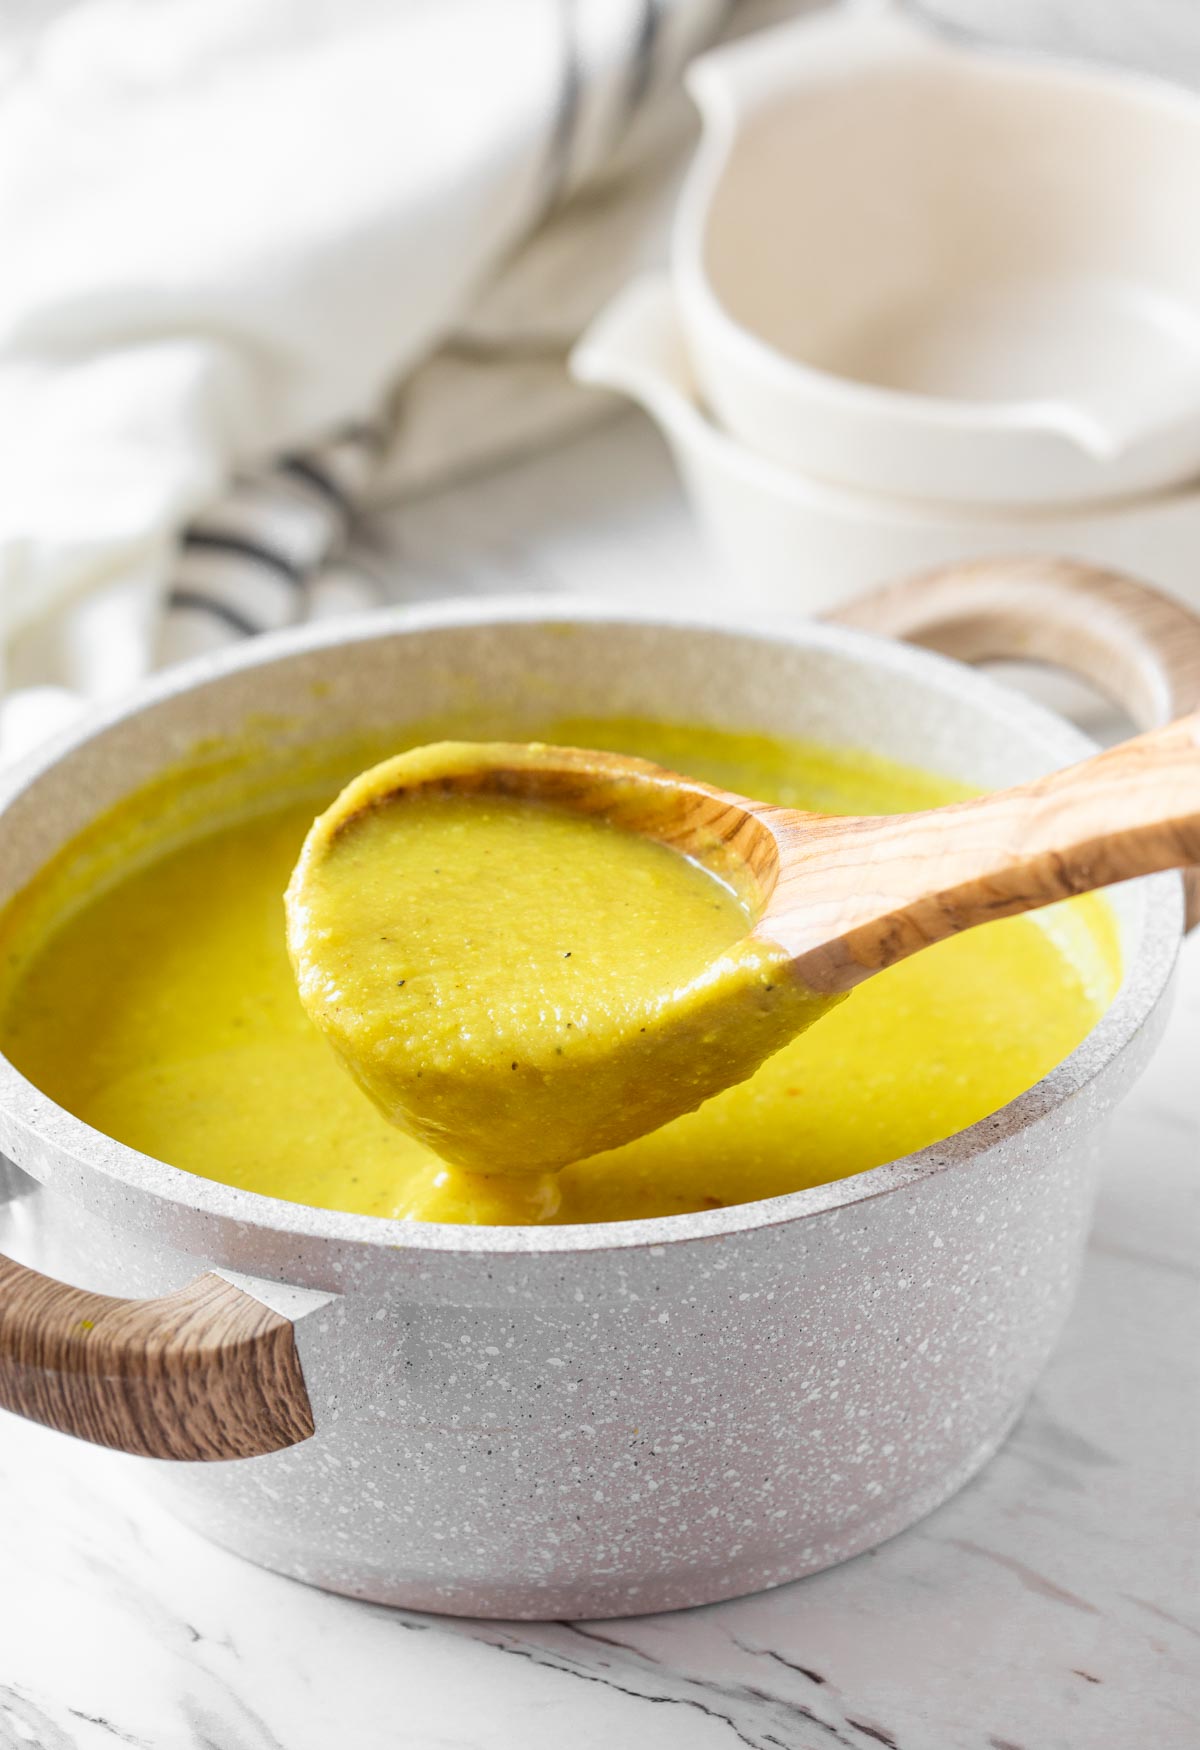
xmin=0 ymin=601 xmax=1181 ymax=1618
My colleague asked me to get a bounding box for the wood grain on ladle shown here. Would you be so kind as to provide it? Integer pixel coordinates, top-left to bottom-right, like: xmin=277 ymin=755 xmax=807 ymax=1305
xmin=751 ymin=710 xmax=1200 ymax=993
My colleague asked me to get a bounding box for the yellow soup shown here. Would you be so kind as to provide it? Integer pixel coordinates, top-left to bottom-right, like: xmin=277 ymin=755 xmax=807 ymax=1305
xmin=286 ymin=746 xmax=835 ymax=1189
xmin=0 ymin=717 xmax=1121 ymax=1225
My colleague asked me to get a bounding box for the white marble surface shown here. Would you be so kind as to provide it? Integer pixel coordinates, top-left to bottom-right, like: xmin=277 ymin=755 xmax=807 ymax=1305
xmin=2 ymin=415 xmax=1199 ymax=1750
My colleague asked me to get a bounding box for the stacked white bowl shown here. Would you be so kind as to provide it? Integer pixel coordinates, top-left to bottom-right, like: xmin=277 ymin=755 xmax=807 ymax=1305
xmin=573 ymin=6 xmax=1200 ymax=617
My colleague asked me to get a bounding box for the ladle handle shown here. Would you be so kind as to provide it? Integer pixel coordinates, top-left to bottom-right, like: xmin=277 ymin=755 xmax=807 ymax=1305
xmin=0 ymin=1254 xmax=314 ymax=1460
xmin=828 ymin=555 xmax=1200 ymax=927
xmin=769 ymin=712 xmax=1200 ymax=994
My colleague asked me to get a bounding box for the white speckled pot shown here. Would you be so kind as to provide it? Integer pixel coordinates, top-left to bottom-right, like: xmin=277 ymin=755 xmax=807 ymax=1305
xmin=0 ymin=571 xmax=1190 ymax=1619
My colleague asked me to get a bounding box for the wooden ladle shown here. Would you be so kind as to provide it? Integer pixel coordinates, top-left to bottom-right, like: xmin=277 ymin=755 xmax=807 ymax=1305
xmin=333 ymin=721 xmax=1199 ymax=993
xmin=289 ymin=718 xmax=1200 ymax=1176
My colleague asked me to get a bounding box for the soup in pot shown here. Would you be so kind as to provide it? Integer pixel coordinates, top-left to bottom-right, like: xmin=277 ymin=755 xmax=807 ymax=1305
xmin=0 ymin=717 xmax=1119 ymax=1225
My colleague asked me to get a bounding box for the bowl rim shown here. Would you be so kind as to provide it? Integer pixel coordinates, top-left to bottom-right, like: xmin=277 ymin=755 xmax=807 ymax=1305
xmin=0 ymin=594 xmax=1182 ymax=1262
xmin=676 ymin=22 xmax=1200 ymax=439
xmin=577 ymin=278 xmax=1200 ymax=526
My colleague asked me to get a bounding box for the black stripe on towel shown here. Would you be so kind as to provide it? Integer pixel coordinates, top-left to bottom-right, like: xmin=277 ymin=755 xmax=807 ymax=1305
xmin=181 ymin=529 xmax=305 ymax=584
xmin=167 ymin=588 xmax=264 ymax=638
xmin=623 ymin=0 xmax=661 ymax=122
xmin=540 ymin=0 xmax=583 ymax=216
xmin=279 ymin=454 xmax=354 ymax=519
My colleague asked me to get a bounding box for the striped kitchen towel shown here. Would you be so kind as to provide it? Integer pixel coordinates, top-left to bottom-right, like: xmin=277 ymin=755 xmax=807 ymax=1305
xmin=1 ymin=0 xmax=802 ymax=758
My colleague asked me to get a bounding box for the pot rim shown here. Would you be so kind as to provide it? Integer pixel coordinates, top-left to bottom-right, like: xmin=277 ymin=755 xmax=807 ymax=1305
xmin=0 ymin=594 xmax=1182 ymax=1259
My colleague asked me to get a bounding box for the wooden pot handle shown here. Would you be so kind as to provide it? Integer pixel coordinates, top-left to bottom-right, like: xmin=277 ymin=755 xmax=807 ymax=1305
xmin=829 ymin=555 xmax=1200 ymax=929
xmin=0 ymin=1253 xmax=314 ymax=1461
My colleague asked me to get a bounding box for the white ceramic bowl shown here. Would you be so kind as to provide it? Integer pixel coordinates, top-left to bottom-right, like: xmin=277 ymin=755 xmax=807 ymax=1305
xmin=675 ymin=6 xmax=1200 ymax=507
xmin=573 ymin=277 xmax=1200 ymax=615
xmin=0 ymin=574 xmax=1194 ymax=1618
